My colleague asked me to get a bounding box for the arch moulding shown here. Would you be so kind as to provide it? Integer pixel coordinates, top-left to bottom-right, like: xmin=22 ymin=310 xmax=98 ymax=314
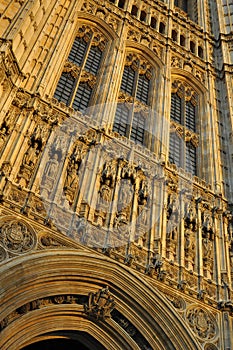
xmin=0 ymin=249 xmax=202 ymax=350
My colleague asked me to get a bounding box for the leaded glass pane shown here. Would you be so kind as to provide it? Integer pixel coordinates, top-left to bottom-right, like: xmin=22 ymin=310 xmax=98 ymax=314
xmin=112 ymin=104 xmax=129 ymax=136
xmin=136 ymin=74 xmax=150 ymax=104
xmin=84 ymin=45 xmax=102 ymax=75
xmin=130 ymin=112 xmax=145 ymax=145
xmin=54 ymin=72 xmax=75 ymax=105
xmin=120 ymin=66 xmax=135 ymax=95
xmin=169 ymin=132 xmax=181 ymax=166
xmin=68 ymin=37 xmax=87 ymax=66
xmin=186 ymin=142 xmax=196 ymax=175
xmin=185 ymin=100 xmax=196 ymax=132
xmin=170 ymin=93 xmax=181 ymax=124
xmin=72 ymin=83 xmax=92 ymax=111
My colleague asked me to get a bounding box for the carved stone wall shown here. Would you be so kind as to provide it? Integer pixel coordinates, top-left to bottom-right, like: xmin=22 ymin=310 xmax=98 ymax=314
xmin=0 ymin=0 xmax=233 ymax=349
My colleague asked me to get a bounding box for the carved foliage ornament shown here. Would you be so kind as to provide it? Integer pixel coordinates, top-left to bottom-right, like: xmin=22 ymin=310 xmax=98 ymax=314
xmin=125 ymin=53 xmax=152 ymax=78
xmin=0 ymin=220 xmax=36 ymax=254
xmin=186 ymin=306 xmax=217 ymax=340
xmin=77 ymin=25 xmax=107 ymax=51
xmin=171 ymin=80 xmax=198 ymax=105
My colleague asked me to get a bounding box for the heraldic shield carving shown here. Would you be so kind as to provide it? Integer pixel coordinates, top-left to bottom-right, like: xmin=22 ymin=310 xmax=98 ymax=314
xmin=84 ymin=286 xmax=116 ymax=320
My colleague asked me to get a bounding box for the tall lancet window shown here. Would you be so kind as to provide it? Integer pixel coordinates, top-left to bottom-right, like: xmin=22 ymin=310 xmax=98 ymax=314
xmin=169 ymin=81 xmax=199 ymax=176
xmin=54 ymin=26 xmax=106 ymax=112
xmin=113 ymin=54 xmax=152 ymax=146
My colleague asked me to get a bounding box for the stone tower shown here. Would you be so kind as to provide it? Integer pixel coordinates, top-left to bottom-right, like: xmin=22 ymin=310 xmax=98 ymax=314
xmin=0 ymin=0 xmax=233 ymax=349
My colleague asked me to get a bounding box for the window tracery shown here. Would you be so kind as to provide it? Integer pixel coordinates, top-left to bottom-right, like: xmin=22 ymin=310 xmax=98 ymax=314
xmin=113 ymin=53 xmax=152 ymax=146
xmin=53 ymin=25 xmax=107 ymax=112
xmin=169 ymin=80 xmax=199 ymax=176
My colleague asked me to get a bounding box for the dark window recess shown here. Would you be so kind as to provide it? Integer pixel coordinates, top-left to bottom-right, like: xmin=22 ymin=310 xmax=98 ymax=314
xmin=140 ymin=11 xmax=147 ymax=22
xmin=84 ymin=45 xmax=102 ymax=75
xmin=150 ymin=17 xmax=157 ymax=29
xmin=72 ymin=83 xmax=92 ymax=112
xmin=198 ymin=46 xmax=204 ymax=58
xmin=172 ymin=30 xmax=178 ymax=41
xmin=68 ymin=37 xmax=87 ymax=66
xmin=170 ymin=93 xmax=182 ymax=124
xmin=118 ymin=0 xmax=125 ymax=8
xmin=120 ymin=66 xmax=136 ymax=95
xmin=159 ymin=22 xmax=165 ymax=34
xmin=54 ymin=72 xmax=75 ymax=105
xmin=136 ymin=74 xmax=150 ymax=104
xmin=131 ymin=112 xmax=145 ymax=145
xmin=113 ymin=104 xmax=129 ymax=136
xmin=190 ymin=41 xmax=195 ymax=54
xmin=180 ymin=35 xmax=185 ymax=46
xmin=131 ymin=5 xmax=138 ymax=16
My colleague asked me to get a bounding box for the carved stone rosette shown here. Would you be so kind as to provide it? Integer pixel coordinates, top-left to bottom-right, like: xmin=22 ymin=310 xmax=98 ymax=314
xmin=0 ymin=220 xmax=37 ymax=254
xmin=186 ymin=306 xmax=218 ymax=341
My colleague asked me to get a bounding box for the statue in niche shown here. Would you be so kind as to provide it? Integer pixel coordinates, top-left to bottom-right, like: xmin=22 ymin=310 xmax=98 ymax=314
xmin=0 ymin=127 xmax=7 ymax=152
xmin=166 ymin=194 xmax=179 ymax=240
xmin=184 ymin=202 xmax=197 ymax=231
xmin=99 ymin=184 xmax=111 ymax=203
xmin=202 ymin=213 xmax=213 ymax=234
xmin=63 ymin=143 xmax=85 ymax=205
xmin=64 ymin=160 xmax=79 ymax=205
xmin=64 ymin=161 xmax=79 ymax=189
xmin=101 ymin=161 xmax=116 ymax=187
xmin=32 ymin=124 xmax=48 ymax=143
xmin=118 ymin=179 xmax=134 ymax=208
xmin=44 ymin=153 xmax=59 ymax=178
xmin=23 ymin=143 xmax=40 ymax=167
xmin=41 ymin=153 xmax=59 ymax=197
xmin=202 ymin=232 xmax=213 ymax=260
xmin=17 ymin=141 xmax=40 ymax=186
xmin=184 ymin=230 xmax=195 ymax=259
xmin=138 ymin=179 xmax=149 ymax=205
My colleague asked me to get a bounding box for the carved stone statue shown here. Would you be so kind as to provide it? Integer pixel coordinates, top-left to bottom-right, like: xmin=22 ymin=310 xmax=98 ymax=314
xmin=23 ymin=143 xmax=39 ymax=167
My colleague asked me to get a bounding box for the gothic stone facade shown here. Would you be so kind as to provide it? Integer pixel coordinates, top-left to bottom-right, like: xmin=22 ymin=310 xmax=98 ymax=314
xmin=0 ymin=0 xmax=233 ymax=349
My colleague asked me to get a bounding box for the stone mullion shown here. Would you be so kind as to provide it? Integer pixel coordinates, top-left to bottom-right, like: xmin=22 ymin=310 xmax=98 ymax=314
xmin=223 ymin=214 xmax=233 ymax=291
xmin=197 ymin=200 xmax=204 ymax=291
xmin=0 ymin=107 xmax=21 ymax=169
xmin=205 ymin=71 xmax=222 ymax=193
xmin=178 ymin=191 xmax=185 ymax=270
xmin=159 ymin=45 xmax=171 ymax=162
xmin=100 ymin=24 xmax=126 ymax=127
xmin=27 ymin=124 xmax=53 ymax=193
xmin=7 ymin=110 xmax=35 ymax=180
xmin=108 ymin=160 xmax=122 ymax=228
xmin=33 ymin=1 xmax=79 ymax=95
xmin=162 ymin=186 xmax=169 ymax=259
xmin=86 ymin=145 xmax=105 ymax=224
xmin=151 ymin=175 xmax=164 ymax=256
xmin=52 ymin=130 xmax=74 ymax=206
xmin=129 ymin=176 xmax=140 ymax=243
xmin=74 ymin=141 xmax=100 ymax=220
xmin=213 ymin=212 xmax=222 ymax=290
